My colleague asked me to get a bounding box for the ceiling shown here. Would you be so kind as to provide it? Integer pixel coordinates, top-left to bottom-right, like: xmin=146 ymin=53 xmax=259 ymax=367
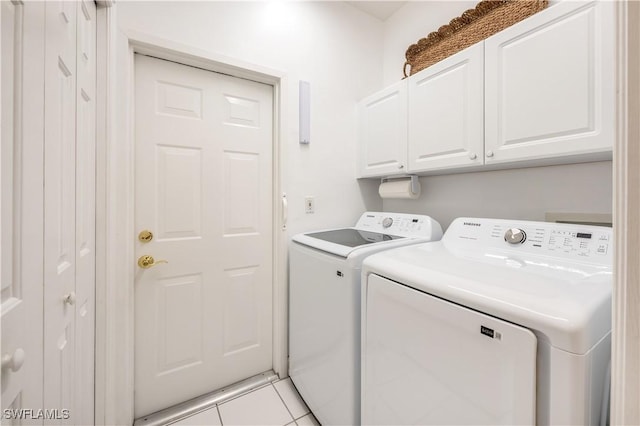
xmin=346 ymin=1 xmax=408 ymax=21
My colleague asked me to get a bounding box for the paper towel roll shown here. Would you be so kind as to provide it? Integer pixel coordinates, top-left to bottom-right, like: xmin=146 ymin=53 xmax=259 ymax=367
xmin=378 ymin=178 xmax=420 ymax=199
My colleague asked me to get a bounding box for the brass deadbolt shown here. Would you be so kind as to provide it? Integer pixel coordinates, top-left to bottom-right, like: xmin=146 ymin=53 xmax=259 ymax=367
xmin=138 ymin=230 xmax=153 ymax=243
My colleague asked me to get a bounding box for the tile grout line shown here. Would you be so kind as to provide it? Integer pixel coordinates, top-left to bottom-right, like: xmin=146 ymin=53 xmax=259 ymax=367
xmin=286 ymin=379 xmax=312 ymax=422
xmin=270 ymin=382 xmax=296 ymax=424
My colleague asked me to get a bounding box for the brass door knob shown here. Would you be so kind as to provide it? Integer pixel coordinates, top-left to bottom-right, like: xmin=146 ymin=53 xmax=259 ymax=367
xmin=138 ymin=255 xmax=168 ymax=269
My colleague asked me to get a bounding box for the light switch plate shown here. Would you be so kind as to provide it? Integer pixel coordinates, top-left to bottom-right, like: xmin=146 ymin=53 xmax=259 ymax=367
xmin=305 ymin=196 xmax=314 ymax=214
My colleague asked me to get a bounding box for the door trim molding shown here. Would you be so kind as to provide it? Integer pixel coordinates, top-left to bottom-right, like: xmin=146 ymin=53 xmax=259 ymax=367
xmin=612 ymin=1 xmax=640 ymax=424
xmin=95 ymin=26 xmax=288 ymax=426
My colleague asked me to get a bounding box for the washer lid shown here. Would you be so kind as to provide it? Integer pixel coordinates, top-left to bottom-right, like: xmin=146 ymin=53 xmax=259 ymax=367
xmin=293 ymin=228 xmax=406 ymax=258
xmin=292 ymin=212 xmax=443 ymax=258
xmin=307 ymin=228 xmax=403 ymax=247
xmin=362 ymin=217 xmax=613 ymax=354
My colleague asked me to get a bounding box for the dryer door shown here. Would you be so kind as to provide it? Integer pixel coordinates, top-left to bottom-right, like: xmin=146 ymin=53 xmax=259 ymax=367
xmin=362 ymin=274 xmax=537 ymax=425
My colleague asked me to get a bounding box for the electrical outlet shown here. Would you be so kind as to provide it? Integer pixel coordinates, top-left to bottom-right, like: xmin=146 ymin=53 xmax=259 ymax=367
xmin=305 ymin=196 xmax=314 ymax=214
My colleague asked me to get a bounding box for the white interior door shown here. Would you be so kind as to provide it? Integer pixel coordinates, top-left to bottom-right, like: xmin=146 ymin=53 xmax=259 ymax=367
xmin=74 ymin=1 xmax=97 ymax=424
xmin=134 ymin=54 xmax=274 ymax=418
xmin=1 ymin=1 xmax=46 ymax=416
xmin=43 ymin=1 xmax=78 ymax=422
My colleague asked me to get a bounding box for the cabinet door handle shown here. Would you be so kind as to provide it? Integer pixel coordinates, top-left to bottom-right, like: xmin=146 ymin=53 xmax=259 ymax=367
xmin=486 ymin=150 xmax=494 ymax=158
xmin=398 ymin=164 xmax=404 ymax=169
xmin=469 ymin=152 xmax=477 ymax=160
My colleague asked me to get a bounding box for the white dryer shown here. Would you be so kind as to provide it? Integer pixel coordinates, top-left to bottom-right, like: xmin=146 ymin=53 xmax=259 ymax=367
xmin=289 ymin=212 xmax=443 ymax=425
xmin=361 ymin=217 xmax=613 ymax=425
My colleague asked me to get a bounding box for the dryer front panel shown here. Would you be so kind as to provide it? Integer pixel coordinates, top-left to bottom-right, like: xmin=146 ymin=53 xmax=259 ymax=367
xmin=362 ymin=274 xmax=537 ymax=425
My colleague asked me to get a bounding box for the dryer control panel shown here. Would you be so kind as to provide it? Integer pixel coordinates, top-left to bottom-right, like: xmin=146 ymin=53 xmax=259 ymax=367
xmin=443 ymin=218 xmax=613 ymax=264
xmin=355 ymin=212 xmax=443 ymax=239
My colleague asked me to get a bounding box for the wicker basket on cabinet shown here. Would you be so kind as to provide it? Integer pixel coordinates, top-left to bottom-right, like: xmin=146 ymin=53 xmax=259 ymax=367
xmin=403 ymin=0 xmax=548 ymax=78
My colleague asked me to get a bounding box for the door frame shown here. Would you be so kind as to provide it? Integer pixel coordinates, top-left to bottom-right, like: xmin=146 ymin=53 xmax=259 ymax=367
xmin=94 ymin=21 xmax=289 ymax=426
xmin=612 ymin=1 xmax=640 ymax=423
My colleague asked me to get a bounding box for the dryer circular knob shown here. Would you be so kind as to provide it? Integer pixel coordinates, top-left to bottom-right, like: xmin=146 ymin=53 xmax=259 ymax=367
xmin=504 ymin=228 xmax=527 ymax=244
xmin=382 ymin=217 xmax=393 ymax=228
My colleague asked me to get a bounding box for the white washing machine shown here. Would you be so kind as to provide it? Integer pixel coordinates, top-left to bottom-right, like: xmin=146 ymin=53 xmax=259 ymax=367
xmin=361 ymin=217 xmax=613 ymax=425
xmin=289 ymin=212 xmax=443 ymax=425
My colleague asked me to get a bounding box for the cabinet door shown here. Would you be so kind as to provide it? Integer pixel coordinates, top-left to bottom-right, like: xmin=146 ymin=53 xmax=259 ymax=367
xmin=407 ymin=43 xmax=484 ymax=173
xmin=485 ymin=1 xmax=614 ymax=165
xmin=358 ymin=80 xmax=407 ymax=178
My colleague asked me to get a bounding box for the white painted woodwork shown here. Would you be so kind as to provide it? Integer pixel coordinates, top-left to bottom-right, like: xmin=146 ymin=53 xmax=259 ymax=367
xmin=407 ymin=43 xmax=484 ymax=172
xmin=358 ymin=80 xmax=407 ymax=177
xmin=134 ymin=54 xmax=273 ymax=417
xmin=43 ymin=1 xmax=77 ymax=422
xmin=75 ymin=1 xmax=97 ymax=425
xmin=484 ymin=1 xmax=615 ymax=164
xmin=360 ymin=1 xmax=615 ymax=176
xmin=1 ymin=1 xmax=46 ymax=416
xmin=612 ymin=1 xmax=640 ymax=423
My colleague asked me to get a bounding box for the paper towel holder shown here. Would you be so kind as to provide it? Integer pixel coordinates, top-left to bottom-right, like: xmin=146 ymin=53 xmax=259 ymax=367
xmin=380 ymin=174 xmax=420 ymax=196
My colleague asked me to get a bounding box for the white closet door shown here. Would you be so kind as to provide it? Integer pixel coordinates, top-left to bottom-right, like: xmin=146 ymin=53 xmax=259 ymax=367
xmin=43 ymin=1 xmax=77 ymax=422
xmin=134 ymin=54 xmax=274 ymax=417
xmin=74 ymin=1 xmax=97 ymax=424
xmin=1 ymin=1 xmax=46 ymax=416
xmin=362 ymin=274 xmax=537 ymax=425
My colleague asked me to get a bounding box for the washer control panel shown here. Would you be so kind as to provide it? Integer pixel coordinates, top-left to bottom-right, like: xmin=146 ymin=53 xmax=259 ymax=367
xmin=445 ymin=218 xmax=613 ymax=263
xmin=355 ymin=212 xmax=443 ymax=239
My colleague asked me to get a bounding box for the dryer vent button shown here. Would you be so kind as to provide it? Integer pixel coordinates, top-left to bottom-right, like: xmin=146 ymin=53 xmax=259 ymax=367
xmin=504 ymin=228 xmax=527 ymax=244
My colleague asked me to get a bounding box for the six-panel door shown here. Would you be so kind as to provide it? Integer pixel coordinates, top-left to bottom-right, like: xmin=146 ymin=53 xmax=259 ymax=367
xmin=133 ymin=54 xmax=274 ymax=417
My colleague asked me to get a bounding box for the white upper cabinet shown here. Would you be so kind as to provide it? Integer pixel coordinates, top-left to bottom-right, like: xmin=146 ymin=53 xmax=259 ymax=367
xmin=484 ymin=1 xmax=614 ymax=165
xmin=407 ymin=42 xmax=484 ymax=173
xmin=358 ymin=80 xmax=407 ymax=177
xmin=357 ymin=1 xmax=614 ymax=178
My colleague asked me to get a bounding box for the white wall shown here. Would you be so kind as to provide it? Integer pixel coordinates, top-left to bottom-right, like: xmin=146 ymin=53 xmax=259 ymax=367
xmin=384 ymin=162 xmax=613 ymax=229
xmin=382 ymin=1 xmax=475 ymax=85
xmin=117 ymin=1 xmax=384 ymax=236
xmin=380 ymin=1 xmax=612 ymax=230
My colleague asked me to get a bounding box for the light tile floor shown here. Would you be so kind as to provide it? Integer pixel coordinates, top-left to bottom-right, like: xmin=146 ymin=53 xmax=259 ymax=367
xmin=168 ymin=378 xmax=320 ymax=426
